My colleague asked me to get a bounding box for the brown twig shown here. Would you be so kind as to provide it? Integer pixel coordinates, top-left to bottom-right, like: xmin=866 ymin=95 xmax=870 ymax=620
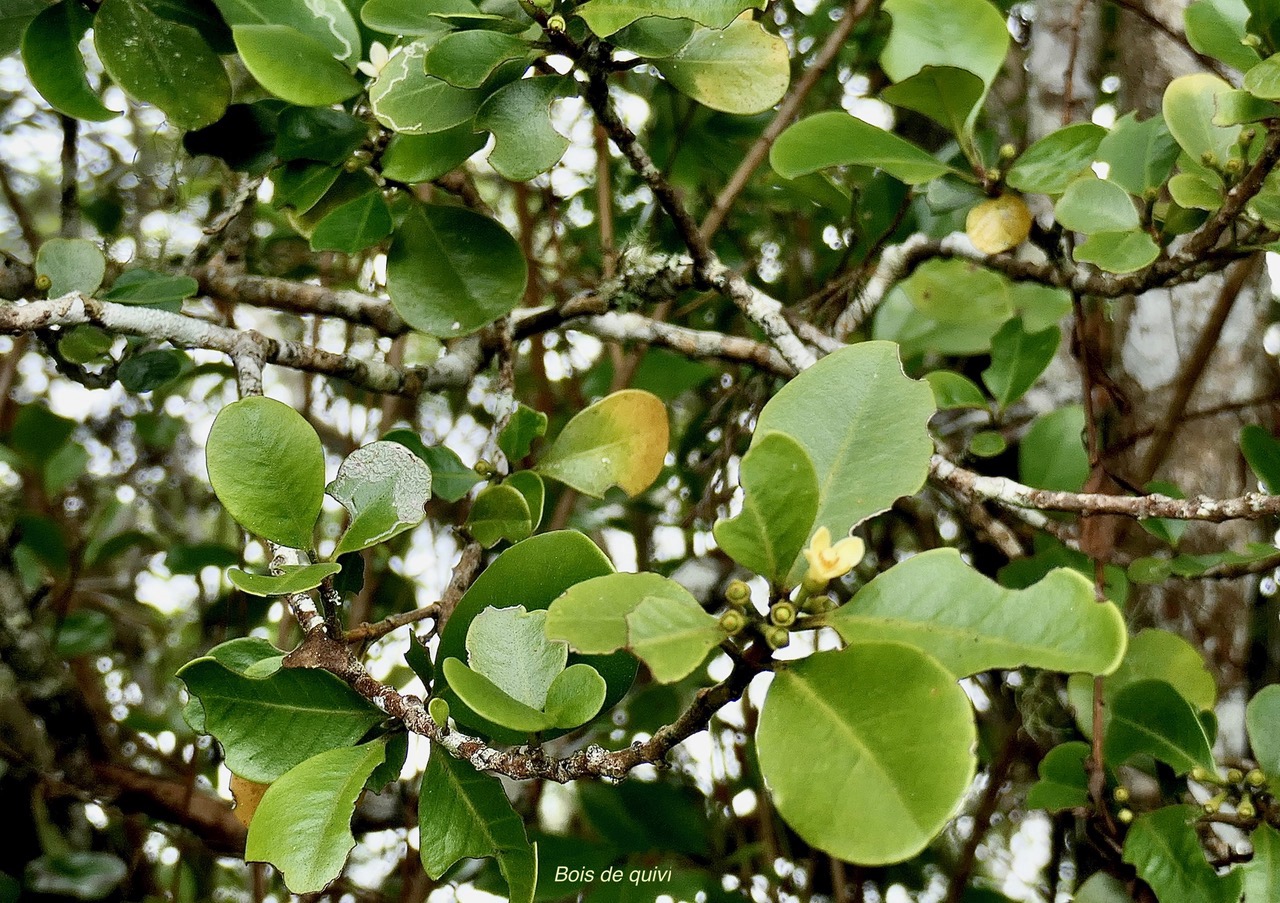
xmin=344 ymin=604 xmax=440 ymax=644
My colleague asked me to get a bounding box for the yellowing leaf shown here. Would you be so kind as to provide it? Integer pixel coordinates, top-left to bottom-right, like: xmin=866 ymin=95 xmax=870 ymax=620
xmin=536 ymin=390 xmax=669 ymax=498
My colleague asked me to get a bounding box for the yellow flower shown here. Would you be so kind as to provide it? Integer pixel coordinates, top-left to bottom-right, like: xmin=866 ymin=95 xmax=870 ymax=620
xmin=802 ymin=526 xmax=865 ymax=584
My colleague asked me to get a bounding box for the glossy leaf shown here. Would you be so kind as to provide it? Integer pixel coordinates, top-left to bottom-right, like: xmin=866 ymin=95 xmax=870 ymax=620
xmin=1247 ymin=684 xmax=1280 ymax=776
xmin=1163 ymin=73 xmax=1242 ymax=162
xmin=95 ymin=0 xmax=229 ymax=129
xmin=505 ymin=471 xmax=545 ymax=530
xmin=310 ymin=190 xmax=393 ymax=254
xmin=1096 ymin=113 xmax=1180 ymax=197
xmin=575 ymin=0 xmax=764 ymax=37
xmin=1074 ymin=229 xmax=1161 ymax=273
xmin=713 ymin=432 xmax=819 ymax=585
xmin=654 ymin=18 xmax=790 ymax=116
xmin=1186 ymin=0 xmax=1261 ymax=72
xmin=499 ymin=404 xmax=549 ymax=463
xmin=881 ymin=0 xmax=1008 ymax=87
xmin=1216 ymin=87 xmax=1280 ymax=123
xmin=1025 ymin=741 xmax=1090 ymax=811
xmin=771 ymin=112 xmax=957 ymax=184
xmin=982 ymin=317 xmax=1060 ymax=409
xmin=118 ymin=350 xmax=185 ymax=393
xmin=104 ymin=269 xmax=198 ymax=308
xmin=177 ymin=638 xmax=383 ymax=782
xmin=546 ymin=572 xmax=725 ymax=683
xmin=541 ymin=664 xmax=609 ymax=728
xmin=476 ymin=76 xmax=574 ymax=181
xmin=758 ymin=642 xmax=976 ymax=865
xmin=233 ymin=25 xmax=361 ymax=107
xmin=1241 ymin=424 xmax=1280 ymax=492
xmin=360 ymin=0 xmax=457 ymax=36
xmin=327 ymin=440 xmax=432 ymax=556
xmin=881 ymin=65 xmax=984 ymax=138
xmin=1104 ymin=679 xmax=1215 ymax=773
xmin=1007 ymin=123 xmax=1106 ymax=195
xmin=211 ymin=0 xmax=360 ymax=63
xmin=1122 ymin=806 xmax=1243 ymax=903
xmin=227 ymin=562 xmax=342 ymax=597
xmin=442 ymin=658 xmax=606 ymax=732
xmin=36 ymin=238 xmax=105 ymax=298
xmin=419 ymin=749 xmax=537 ymax=903
xmin=467 ymin=484 xmax=532 ymax=548
xmin=272 ymin=161 xmax=341 ymax=214
xmin=1243 ymin=823 xmax=1280 ymax=902
xmin=275 ymin=107 xmax=366 ymax=164
xmin=205 ymin=397 xmax=325 ymax=549
xmin=610 ymin=16 xmax=695 ymax=57
xmin=383 ymin=431 xmax=481 ymax=502
xmin=1055 ymin=178 xmax=1140 ymax=233
xmin=424 ymin=30 xmax=530 ymax=89
xmin=536 ymin=390 xmax=669 ymax=498
xmin=754 ymin=342 xmax=934 ymax=584
xmin=245 ymin=741 xmax=387 ymax=895
xmin=369 ymin=39 xmax=484 ymax=135
xmin=830 ymin=548 xmax=1126 ymax=677
xmin=380 ymin=127 xmax=486 ymax=184
xmin=925 ymin=371 xmax=988 ymax=409
xmin=387 ymin=204 xmax=528 ymax=337
xmin=23 ymin=1 xmax=116 ymax=121
xmin=467 ymin=606 xmax=566 ymax=710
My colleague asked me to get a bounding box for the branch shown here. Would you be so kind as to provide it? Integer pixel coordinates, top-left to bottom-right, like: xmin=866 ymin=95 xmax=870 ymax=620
xmin=569 ymin=311 xmax=795 ymax=375
xmin=193 ymin=267 xmax=408 ymax=336
xmin=931 ymin=455 xmax=1280 ymax=522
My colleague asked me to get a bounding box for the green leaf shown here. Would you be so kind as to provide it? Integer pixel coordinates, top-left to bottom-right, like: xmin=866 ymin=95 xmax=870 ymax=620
xmin=35 ymin=238 xmax=105 ymax=297
xmin=310 ymin=189 xmax=393 ymax=254
xmin=467 ymin=606 xmax=566 ymax=710
xmin=177 ymin=638 xmax=383 ymax=782
xmin=1140 ymin=480 xmax=1189 ymax=547
xmin=437 ymin=532 xmax=636 ymax=742
xmin=1216 ymin=87 xmax=1280 ymax=124
xmin=925 ymin=371 xmax=988 ymax=409
xmin=541 ymin=663 xmax=608 ymax=728
xmin=387 ymin=203 xmax=528 ymax=337
xmin=467 ymin=484 xmax=533 ymax=548
xmin=968 ymin=430 xmax=1006 ymax=458
xmin=23 ymin=1 xmax=116 ymax=121
xmin=382 ymin=431 xmax=481 ymax=502
xmin=771 ymin=112 xmax=957 ymax=184
xmin=443 ymin=657 xmax=554 ymax=731
xmin=1249 ymin=50 xmax=1280 ymax=97
xmin=1073 ymin=230 xmax=1161 ymax=273
xmin=982 ymin=317 xmax=1060 ymax=409
xmin=1104 ymin=679 xmax=1216 ymax=773
xmin=1096 ymin=113 xmax=1180 ymax=197
xmin=369 ymin=39 xmax=485 ymax=135
xmin=1163 ymin=73 xmax=1242 ymax=162
xmin=211 ymin=0 xmax=360 ymax=63
xmin=880 ymin=65 xmax=985 ymax=138
xmin=272 ymin=161 xmax=341 ymax=215
xmin=245 ymin=740 xmax=387 ymax=895
xmin=609 ymin=16 xmax=695 ymax=57
xmin=53 ymin=609 xmax=115 ymax=658
xmin=104 ymin=269 xmax=198 ymax=308
xmin=418 ymin=749 xmax=537 ymax=903
xmin=575 ymin=0 xmax=764 ymax=37
xmin=499 ymin=404 xmax=548 ymax=463
xmin=545 ymin=572 xmax=724 ymax=683
xmin=654 ymin=18 xmax=790 ymax=116
xmin=233 ymin=25 xmax=361 ymax=107
xmin=424 ymin=30 xmax=531 ymax=89
xmin=758 ymin=642 xmax=976 ymax=865
xmin=1186 ymin=0 xmax=1262 ymax=72
xmin=58 ymin=326 xmax=113 ymax=364
xmin=94 ymin=0 xmax=229 ymax=130
xmin=536 ymin=389 xmax=669 ymax=498
xmin=1006 ymin=123 xmax=1106 ymax=195
xmin=1243 ymin=823 xmax=1280 ymax=902
xmin=24 ymin=852 xmax=126 ymax=900
xmin=830 ymin=548 xmax=1126 ymax=677
xmin=1020 ymin=407 xmax=1088 ymax=491
xmin=227 ymin=562 xmax=342 ymax=597
xmin=1074 ymin=874 xmax=1133 ymax=903
xmin=900 ymin=257 xmax=1011 ymax=322
xmin=1169 ymin=171 xmax=1224 ymax=210
xmin=881 ymin=0 xmax=1008 ymax=87
xmin=1025 ymin=741 xmax=1090 ymax=811
xmin=754 ymin=341 xmax=934 ymax=584
xmin=360 ymin=0 xmax=457 ymax=36
xmin=712 ymin=432 xmax=819 ymax=585
xmin=205 ymin=396 xmax=325 ymax=549
xmin=1054 ymin=178 xmax=1140 ymax=233
xmin=118 ymin=349 xmax=186 ymax=393
xmin=275 ymin=107 xmax=366 ymax=164
xmin=380 ymin=127 xmax=487 ymax=184
xmin=326 ymin=440 xmax=432 ymax=556
xmin=1122 ymin=806 xmax=1243 ymax=903
xmin=505 ymin=471 xmax=545 ymax=530
xmin=0 ymin=0 xmax=46 ymax=58
xmin=476 ymin=76 xmax=574 ymax=181
xmin=1241 ymin=424 xmax=1280 ymax=491
xmin=1247 ymin=684 xmax=1280 ymax=776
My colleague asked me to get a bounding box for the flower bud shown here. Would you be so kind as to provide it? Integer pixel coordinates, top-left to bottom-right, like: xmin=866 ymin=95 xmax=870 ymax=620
xmin=764 ymin=625 xmax=790 ymax=650
xmin=1228 ymin=768 xmax=1245 ymax=784
xmin=1117 ymin=808 xmax=1134 ymax=824
xmin=719 ymin=609 xmax=746 ymax=635
xmin=725 ymin=579 xmax=752 ymax=607
xmin=473 ymin=458 xmax=496 ymax=478
xmin=770 ymin=601 xmax=797 ymax=627
xmin=1239 ymin=796 xmax=1257 ymax=819
xmin=34 ymin=273 xmax=52 ymax=292
xmin=1247 ymin=769 xmax=1267 ymax=787
xmin=547 ymin=13 xmax=566 ymax=31
xmin=1113 ymin=786 xmax=1130 ymax=804
xmin=999 ymin=143 xmax=1017 ymax=162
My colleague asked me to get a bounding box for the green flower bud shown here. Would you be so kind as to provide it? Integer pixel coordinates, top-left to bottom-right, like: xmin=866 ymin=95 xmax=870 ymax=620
xmin=725 ymin=580 xmax=752 ymax=607
xmin=719 ymin=609 xmax=746 ymax=635
xmin=1201 ymin=151 xmax=1219 ymax=169
xmin=1191 ymin=766 xmax=1212 ymax=782
xmin=770 ymin=601 xmax=797 ymax=627
xmin=1204 ymin=791 xmax=1228 ymax=813
xmin=1244 ymin=33 xmax=1262 ymax=48
xmin=473 ymin=458 xmax=496 ymax=478
xmin=1113 ymin=786 xmax=1130 ymax=804
xmin=1247 ymin=769 xmax=1267 ymax=787
xmin=34 ymin=273 xmax=52 ymax=292
xmin=547 ymin=12 xmax=566 ymax=31
xmin=1225 ymin=158 xmax=1244 ymax=175
xmin=999 ymin=143 xmax=1017 ymax=162
xmin=1228 ymin=768 xmax=1245 ymax=784
xmin=1117 ymin=808 xmax=1134 ymax=824
xmin=764 ymin=625 xmax=790 ymax=650
xmin=1241 ymin=128 xmax=1258 ymax=145
xmin=1239 ymin=796 xmax=1256 ymax=819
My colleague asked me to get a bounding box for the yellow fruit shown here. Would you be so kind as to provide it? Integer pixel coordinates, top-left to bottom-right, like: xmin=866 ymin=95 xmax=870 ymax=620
xmin=965 ymin=194 xmax=1032 ymax=255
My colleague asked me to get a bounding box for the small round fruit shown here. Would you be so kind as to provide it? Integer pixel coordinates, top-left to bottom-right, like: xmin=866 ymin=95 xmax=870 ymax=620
xmin=965 ymin=194 xmax=1032 ymax=255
